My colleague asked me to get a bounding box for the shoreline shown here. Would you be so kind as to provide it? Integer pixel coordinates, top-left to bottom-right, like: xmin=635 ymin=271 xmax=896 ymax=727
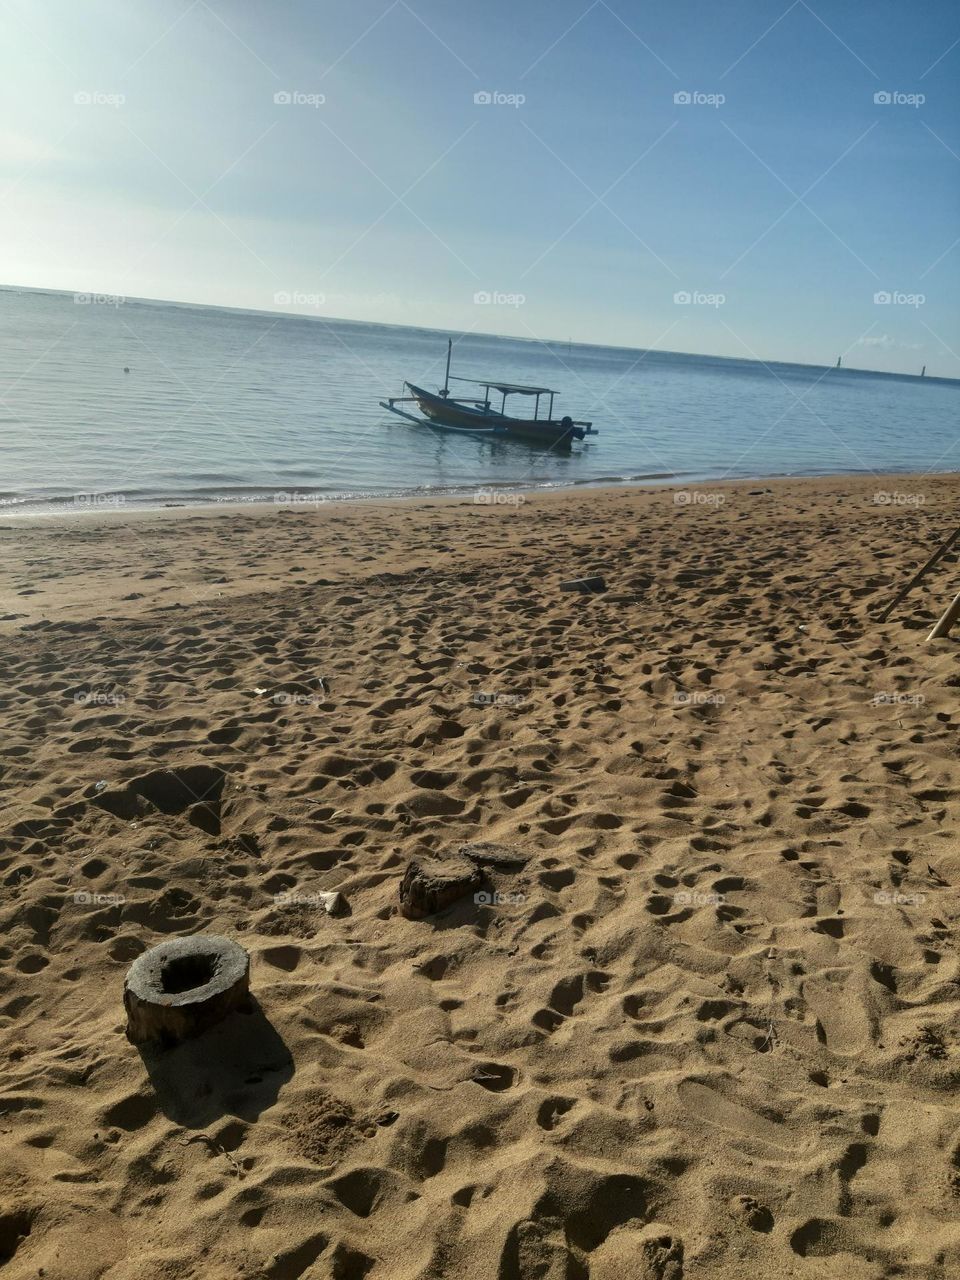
xmin=0 ymin=466 xmax=953 ymax=526
xmin=1 ymin=472 xmax=953 ymax=635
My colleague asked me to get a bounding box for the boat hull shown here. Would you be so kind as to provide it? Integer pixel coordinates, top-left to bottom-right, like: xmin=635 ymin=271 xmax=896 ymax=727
xmin=406 ymin=383 xmax=585 ymax=447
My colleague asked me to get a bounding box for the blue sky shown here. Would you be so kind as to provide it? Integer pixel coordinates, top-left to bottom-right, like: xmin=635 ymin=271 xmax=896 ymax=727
xmin=1 ymin=0 xmax=957 ymax=373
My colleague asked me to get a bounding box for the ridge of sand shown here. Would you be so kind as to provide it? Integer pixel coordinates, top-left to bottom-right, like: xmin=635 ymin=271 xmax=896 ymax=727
xmin=2 ymin=475 xmax=960 ymax=1279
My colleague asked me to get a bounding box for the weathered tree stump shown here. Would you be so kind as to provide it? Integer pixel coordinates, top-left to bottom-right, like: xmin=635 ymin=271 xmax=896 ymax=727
xmin=124 ymin=936 xmax=251 ymax=1048
xmin=399 ymin=857 xmax=482 ymax=919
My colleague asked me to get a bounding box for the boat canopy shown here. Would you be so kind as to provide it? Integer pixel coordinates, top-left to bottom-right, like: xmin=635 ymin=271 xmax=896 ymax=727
xmin=448 ymin=375 xmax=556 ymax=396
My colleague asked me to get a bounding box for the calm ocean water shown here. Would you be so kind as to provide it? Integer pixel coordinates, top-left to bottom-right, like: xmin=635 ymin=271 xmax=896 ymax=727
xmin=1 ymin=288 xmax=957 ymax=513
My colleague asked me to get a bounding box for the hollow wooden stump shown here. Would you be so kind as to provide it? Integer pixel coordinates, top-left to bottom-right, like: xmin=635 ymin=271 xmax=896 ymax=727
xmin=124 ymin=936 xmax=250 ymax=1048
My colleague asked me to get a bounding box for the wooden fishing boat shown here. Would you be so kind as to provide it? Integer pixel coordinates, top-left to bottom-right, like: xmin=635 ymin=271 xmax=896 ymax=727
xmin=379 ymin=340 xmax=597 ymax=449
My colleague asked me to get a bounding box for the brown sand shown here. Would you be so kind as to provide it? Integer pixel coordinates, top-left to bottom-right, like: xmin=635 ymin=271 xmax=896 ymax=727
xmin=2 ymin=474 xmax=960 ymax=1279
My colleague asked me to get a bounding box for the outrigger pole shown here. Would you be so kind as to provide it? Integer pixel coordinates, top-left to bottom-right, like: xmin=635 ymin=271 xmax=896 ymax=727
xmin=877 ymin=522 xmax=960 ymax=622
xmin=928 ymin=588 xmax=960 ymax=640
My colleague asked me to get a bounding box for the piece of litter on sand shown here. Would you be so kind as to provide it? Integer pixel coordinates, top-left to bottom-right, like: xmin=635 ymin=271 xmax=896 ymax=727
xmin=317 ymin=891 xmax=347 ymax=915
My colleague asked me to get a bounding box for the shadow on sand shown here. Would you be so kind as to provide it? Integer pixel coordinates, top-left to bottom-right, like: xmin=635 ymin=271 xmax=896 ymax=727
xmin=137 ymin=997 xmax=293 ymax=1127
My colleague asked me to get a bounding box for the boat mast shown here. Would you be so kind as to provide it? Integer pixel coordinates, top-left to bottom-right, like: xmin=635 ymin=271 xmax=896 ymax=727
xmin=442 ymin=339 xmax=452 ymax=397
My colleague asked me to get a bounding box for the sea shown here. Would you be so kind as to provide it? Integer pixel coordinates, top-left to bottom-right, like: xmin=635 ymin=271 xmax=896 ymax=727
xmin=1 ymin=287 xmax=957 ymax=514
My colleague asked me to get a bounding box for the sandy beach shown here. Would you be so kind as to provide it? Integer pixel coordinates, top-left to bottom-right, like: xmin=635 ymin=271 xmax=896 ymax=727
xmin=3 ymin=473 xmax=960 ymax=1279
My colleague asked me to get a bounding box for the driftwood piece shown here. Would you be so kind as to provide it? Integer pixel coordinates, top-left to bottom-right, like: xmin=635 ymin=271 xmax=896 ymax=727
xmin=124 ymin=936 xmax=251 ymax=1048
xmin=457 ymin=841 xmax=529 ymax=869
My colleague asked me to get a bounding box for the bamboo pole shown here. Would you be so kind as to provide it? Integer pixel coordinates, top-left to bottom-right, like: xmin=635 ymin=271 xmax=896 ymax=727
xmin=927 ymin=589 xmax=960 ymax=640
xmin=877 ymin=523 xmax=960 ymax=622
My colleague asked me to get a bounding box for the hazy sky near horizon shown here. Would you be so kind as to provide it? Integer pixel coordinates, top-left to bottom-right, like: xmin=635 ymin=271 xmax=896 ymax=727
xmin=1 ymin=0 xmax=958 ymax=374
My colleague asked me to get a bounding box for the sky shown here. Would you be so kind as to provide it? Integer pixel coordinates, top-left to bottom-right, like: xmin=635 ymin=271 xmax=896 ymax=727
xmin=0 ymin=0 xmax=958 ymax=374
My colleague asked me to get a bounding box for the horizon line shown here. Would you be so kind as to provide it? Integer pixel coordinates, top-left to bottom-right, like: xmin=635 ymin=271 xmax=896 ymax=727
xmin=0 ymin=281 xmax=949 ymax=385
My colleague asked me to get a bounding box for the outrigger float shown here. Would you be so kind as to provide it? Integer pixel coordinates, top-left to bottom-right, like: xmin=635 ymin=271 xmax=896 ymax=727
xmin=380 ymin=340 xmax=598 ymax=450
